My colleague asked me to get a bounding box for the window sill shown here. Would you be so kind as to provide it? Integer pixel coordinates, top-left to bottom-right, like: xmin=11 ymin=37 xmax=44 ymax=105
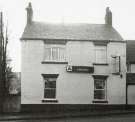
xmin=93 ymin=63 xmax=109 ymax=66
xmin=112 ymin=72 xmax=120 ymax=75
xmin=92 ymin=100 xmax=108 ymax=103
xmin=41 ymin=61 xmax=68 ymax=64
xmin=42 ymin=99 xmax=58 ymax=103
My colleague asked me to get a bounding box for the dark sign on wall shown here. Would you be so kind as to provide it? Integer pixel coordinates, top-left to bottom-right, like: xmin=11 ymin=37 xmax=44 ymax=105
xmin=127 ymin=73 xmax=135 ymax=85
xmin=66 ymin=65 xmax=94 ymax=73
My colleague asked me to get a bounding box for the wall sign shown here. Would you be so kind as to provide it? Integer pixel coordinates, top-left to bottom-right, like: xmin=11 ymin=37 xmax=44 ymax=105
xmin=66 ymin=65 xmax=94 ymax=73
xmin=127 ymin=73 xmax=135 ymax=85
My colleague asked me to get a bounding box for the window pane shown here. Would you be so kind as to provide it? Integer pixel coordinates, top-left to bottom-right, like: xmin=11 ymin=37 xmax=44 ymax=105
xmin=45 ymin=48 xmax=51 ymax=60
xmin=44 ymin=45 xmax=66 ymax=61
xmin=95 ymin=46 xmax=107 ymax=63
xmin=52 ymin=47 xmax=59 ymax=60
xmin=45 ymin=78 xmax=56 ymax=88
xmin=44 ymin=89 xmax=56 ymax=98
xmin=45 ymin=81 xmax=56 ymax=88
xmin=43 ymin=75 xmax=57 ymax=99
xmin=115 ymin=57 xmax=120 ymax=72
xmin=59 ymin=48 xmax=66 ymax=61
xmin=96 ymin=50 xmax=101 ymax=62
xmin=112 ymin=57 xmax=116 ymax=73
xmin=96 ymin=50 xmax=106 ymax=63
xmin=94 ymin=78 xmax=106 ymax=100
xmin=94 ymin=80 xmax=105 ymax=89
xmin=94 ymin=90 xmax=105 ymax=99
xmin=112 ymin=57 xmax=120 ymax=73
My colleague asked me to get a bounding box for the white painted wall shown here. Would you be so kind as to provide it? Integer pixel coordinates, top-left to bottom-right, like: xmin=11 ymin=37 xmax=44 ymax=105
xmin=127 ymin=64 xmax=135 ymax=104
xmin=131 ymin=64 xmax=135 ymax=73
xmin=21 ymin=40 xmax=126 ymax=104
xmin=21 ymin=40 xmax=44 ymax=104
xmin=67 ymin=41 xmax=94 ymax=66
xmin=128 ymin=85 xmax=135 ymax=104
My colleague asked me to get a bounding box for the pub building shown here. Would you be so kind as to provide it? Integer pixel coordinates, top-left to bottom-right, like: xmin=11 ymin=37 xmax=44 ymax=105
xmin=20 ymin=3 xmax=126 ymax=112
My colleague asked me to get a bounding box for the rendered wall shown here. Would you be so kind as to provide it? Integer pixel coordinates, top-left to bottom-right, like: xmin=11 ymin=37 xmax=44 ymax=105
xmin=131 ymin=64 xmax=135 ymax=73
xmin=21 ymin=40 xmax=126 ymax=104
xmin=128 ymin=85 xmax=135 ymax=104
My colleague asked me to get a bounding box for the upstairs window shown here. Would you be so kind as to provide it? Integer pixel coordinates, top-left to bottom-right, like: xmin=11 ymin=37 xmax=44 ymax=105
xmin=112 ymin=56 xmax=121 ymax=74
xmin=44 ymin=44 xmax=66 ymax=62
xmin=95 ymin=45 xmax=107 ymax=64
xmin=130 ymin=64 xmax=135 ymax=73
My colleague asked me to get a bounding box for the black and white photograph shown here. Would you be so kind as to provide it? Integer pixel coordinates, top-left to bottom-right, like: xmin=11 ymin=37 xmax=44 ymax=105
xmin=0 ymin=0 xmax=135 ymax=122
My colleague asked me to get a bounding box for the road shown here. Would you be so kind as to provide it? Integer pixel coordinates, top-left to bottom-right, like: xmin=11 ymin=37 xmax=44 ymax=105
xmin=2 ymin=114 xmax=135 ymax=122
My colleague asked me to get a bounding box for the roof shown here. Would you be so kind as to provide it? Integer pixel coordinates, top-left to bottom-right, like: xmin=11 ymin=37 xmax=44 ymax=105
xmin=21 ymin=21 xmax=123 ymax=41
xmin=127 ymin=40 xmax=135 ymax=63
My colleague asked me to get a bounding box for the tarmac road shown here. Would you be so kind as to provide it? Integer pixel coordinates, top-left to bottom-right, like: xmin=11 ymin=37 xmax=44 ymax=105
xmin=2 ymin=113 xmax=135 ymax=122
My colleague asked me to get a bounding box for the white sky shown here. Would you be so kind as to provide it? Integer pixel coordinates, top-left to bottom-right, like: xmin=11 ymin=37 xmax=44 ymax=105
xmin=0 ymin=0 xmax=135 ymax=71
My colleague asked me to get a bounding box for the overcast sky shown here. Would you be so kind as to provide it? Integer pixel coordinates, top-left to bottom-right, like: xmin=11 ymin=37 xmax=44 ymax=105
xmin=0 ymin=0 xmax=135 ymax=71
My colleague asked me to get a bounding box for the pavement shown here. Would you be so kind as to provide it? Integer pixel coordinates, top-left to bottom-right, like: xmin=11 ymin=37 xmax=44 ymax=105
xmin=1 ymin=110 xmax=135 ymax=121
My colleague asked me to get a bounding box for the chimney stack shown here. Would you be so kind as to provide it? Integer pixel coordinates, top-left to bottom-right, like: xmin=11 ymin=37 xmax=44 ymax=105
xmin=105 ymin=7 xmax=112 ymax=26
xmin=26 ymin=2 xmax=33 ymax=24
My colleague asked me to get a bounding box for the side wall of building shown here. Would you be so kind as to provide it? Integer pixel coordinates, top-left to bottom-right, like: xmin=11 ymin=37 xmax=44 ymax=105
xmin=128 ymin=85 xmax=135 ymax=104
xmin=21 ymin=40 xmax=126 ymax=104
xmin=127 ymin=64 xmax=135 ymax=104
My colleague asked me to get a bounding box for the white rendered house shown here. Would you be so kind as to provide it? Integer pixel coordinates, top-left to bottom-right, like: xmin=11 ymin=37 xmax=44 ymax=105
xmin=21 ymin=3 xmax=126 ymax=112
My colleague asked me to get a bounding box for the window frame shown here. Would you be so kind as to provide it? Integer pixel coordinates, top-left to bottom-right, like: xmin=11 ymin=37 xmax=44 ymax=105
xmin=94 ymin=78 xmax=107 ymax=101
xmin=44 ymin=44 xmax=66 ymax=62
xmin=112 ymin=56 xmax=121 ymax=74
xmin=92 ymin=75 xmax=108 ymax=103
xmin=94 ymin=45 xmax=107 ymax=64
xmin=42 ymin=74 xmax=59 ymax=101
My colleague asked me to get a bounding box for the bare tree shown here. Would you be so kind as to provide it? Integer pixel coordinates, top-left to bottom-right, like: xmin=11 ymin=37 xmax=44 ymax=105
xmin=0 ymin=12 xmax=10 ymax=113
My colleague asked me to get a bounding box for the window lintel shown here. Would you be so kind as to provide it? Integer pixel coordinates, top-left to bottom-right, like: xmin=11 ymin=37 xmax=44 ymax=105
xmin=92 ymin=75 xmax=108 ymax=80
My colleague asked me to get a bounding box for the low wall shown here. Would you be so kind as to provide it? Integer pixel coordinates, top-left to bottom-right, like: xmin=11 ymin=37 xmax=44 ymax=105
xmin=21 ymin=104 xmax=128 ymax=113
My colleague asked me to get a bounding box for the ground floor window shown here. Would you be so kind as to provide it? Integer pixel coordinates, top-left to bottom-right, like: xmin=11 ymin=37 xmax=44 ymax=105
xmin=42 ymin=74 xmax=58 ymax=99
xmin=93 ymin=75 xmax=108 ymax=103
